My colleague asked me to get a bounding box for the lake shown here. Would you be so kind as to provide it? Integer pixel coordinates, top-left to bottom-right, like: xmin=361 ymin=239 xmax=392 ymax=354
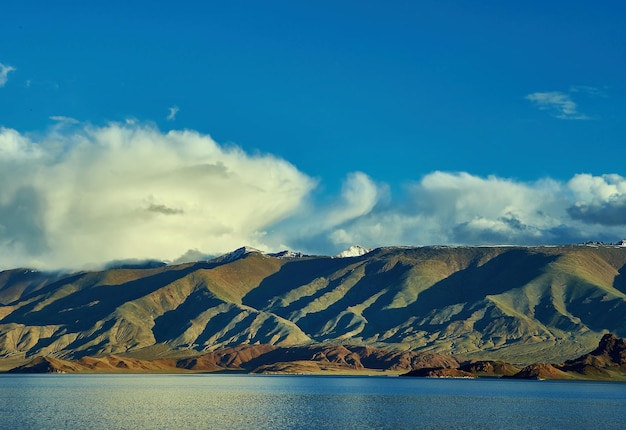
xmin=1 ymin=374 xmax=624 ymax=429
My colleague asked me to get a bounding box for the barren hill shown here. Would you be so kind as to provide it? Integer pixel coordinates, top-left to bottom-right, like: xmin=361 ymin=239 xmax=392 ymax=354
xmin=1 ymin=245 xmax=626 ymax=368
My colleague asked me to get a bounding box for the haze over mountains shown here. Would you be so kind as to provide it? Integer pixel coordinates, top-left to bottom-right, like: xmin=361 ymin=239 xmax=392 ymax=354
xmin=1 ymin=244 xmax=626 ymax=370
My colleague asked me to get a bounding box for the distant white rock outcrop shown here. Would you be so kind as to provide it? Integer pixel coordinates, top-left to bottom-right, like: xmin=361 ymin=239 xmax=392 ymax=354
xmin=334 ymin=245 xmax=373 ymax=258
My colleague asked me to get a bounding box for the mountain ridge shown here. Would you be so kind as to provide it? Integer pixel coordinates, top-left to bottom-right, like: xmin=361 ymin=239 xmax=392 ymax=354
xmin=1 ymin=244 xmax=626 ymax=369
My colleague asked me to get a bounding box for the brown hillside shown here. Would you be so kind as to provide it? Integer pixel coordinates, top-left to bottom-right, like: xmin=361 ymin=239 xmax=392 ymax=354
xmin=1 ymin=245 xmax=626 ymax=368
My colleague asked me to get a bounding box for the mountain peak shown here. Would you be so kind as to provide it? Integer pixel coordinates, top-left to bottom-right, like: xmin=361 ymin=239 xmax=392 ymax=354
xmin=217 ymin=246 xmax=263 ymax=263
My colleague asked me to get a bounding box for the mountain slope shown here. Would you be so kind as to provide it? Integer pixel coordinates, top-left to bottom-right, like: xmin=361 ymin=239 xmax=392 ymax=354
xmin=1 ymin=245 xmax=626 ymax=366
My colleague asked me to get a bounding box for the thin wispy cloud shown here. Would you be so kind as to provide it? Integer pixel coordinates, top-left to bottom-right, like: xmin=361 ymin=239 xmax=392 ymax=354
xmin=569 ymin=85 xmax=607 ymax=98
xmin=25 ymin=79 xmax=59 ymax=90
xmin=166 ymin=106 xmax=179 ymax=121
xmin=0 ymin=63 xmax=16 ymax=87
xmin=525 ymin=91 xmax=589 ymax=120
xmin=49 ymin=116 xmax=79 ymax=124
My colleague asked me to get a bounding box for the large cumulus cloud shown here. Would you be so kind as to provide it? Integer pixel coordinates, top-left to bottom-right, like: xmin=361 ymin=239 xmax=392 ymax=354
xmin=0 ymin=122 xmax=315 ymax=269
xmin=300 ymin=171 xmax=625 ymax=251
xmin=1 ymin=122 xmax=624 ymax=270
xmin=567 ymin=174 xmax=626 ymax=226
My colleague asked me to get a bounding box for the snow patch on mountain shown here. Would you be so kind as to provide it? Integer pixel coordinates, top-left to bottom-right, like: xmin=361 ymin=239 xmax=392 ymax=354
xmin=268 ymin=250 xmax=305 ymax=258
xmin=334 ymin=245 xmax=373 ymax=258
xmin=215 ymin=246 xmax=263 ymax=263
xmin=581 ymin=240 xmax=626 ymax=248
xmin=212 ymin=246 xmax=309 ymax=263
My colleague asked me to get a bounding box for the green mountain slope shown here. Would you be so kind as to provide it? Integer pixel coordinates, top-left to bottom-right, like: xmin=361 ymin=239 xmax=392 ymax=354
xmin=1 ymin=245 xmax=625 ymax=365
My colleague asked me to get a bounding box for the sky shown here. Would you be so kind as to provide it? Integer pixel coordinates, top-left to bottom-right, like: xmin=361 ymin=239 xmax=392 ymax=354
xmin=1 ymin=0 xmax=626 ymax=270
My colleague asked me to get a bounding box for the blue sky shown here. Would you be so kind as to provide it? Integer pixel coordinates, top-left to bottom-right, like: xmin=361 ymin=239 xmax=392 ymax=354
xmin=1 ymin=1 xmax=625 ymax=269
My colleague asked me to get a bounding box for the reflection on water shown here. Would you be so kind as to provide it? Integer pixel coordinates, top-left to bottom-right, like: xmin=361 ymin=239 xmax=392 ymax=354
xmin=1 ymin=374 xmax=625 ymax=429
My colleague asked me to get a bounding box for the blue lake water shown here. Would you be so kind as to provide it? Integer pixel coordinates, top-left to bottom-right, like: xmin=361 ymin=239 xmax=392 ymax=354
xmin=1 ymin=374 xmax=625 ymax=429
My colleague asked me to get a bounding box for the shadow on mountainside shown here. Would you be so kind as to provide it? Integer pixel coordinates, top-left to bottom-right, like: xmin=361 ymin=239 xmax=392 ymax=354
xmin=531 ymin=258 xmax=626 ymax=338
xmin=358 ymin=249 xmax=559 ymax=339
xmin=293 ymin=260 xmax=412 ymax=338
xmin=0 ymin=269 xmax=71 ymax=305
xmin=1 ymin=272 xmax=87 ymax=308
xmin=194 ymin=307 xmax=257 ymax=347
xmin=274 ymin=259 xmax=401 ymax=322
xmin=152 ymin=288 xmax=225 ymax=343
xmin=614 ymin=262 xmax=626 ymax=295
xmin=567 ymin=294 xmax=626 ymax=337
xmin=242 ymin=257 xmax=358 ymax=310
xmin=1 ymin=262 xmax=215 ymax=332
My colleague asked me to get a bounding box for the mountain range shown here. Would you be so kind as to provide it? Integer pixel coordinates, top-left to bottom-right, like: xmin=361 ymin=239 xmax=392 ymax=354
xmin=1 ymin=244 xmax=626 ymax=371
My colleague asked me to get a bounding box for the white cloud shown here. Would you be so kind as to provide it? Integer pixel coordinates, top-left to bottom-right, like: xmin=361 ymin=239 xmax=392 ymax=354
xmin=49 ymin=116 xmax=80 ymax=124
xmin=322 ymin=172 xmax=568 ymax=247
xmin=525 ymin=91 xmax=589 ymax=120
xmin=0 ymin=123 xmax=315 ymax=269
xmin=569 ymin=85 xmax=607 ymax=98
xmin=0 ymin=63 xmax=16 ymax=87
xmin=298 ymin=171 xmax=625 ymax=251
xmin=1 ymin=122 xmax=625 ymax=269
xmin=266 ymin=171 xmax=384 ymax=251
xmin=324 ymin=172 xmax=380 ymax=228
xmin=166 ymin=106 xmax=179 ymax=121
xmin=0 ymin=127 xmax=44 ymax=161
xmin=567 ymin=174 xmax=626 ymax=225
xmin=568 ymin=173 xmax=626 ymax=202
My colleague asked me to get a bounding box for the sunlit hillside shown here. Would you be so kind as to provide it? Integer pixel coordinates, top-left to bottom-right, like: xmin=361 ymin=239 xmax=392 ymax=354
xmin=1 ymin=245 xmax=625 ymax=367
